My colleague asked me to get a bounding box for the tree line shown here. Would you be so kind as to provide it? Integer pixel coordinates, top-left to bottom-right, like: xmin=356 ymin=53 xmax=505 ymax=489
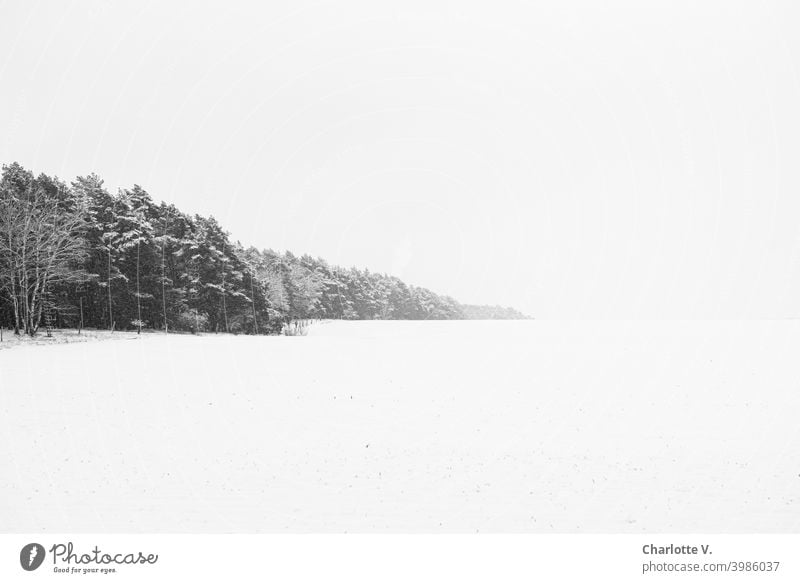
xmin=0 ymin=162 xmax=528 ymax=336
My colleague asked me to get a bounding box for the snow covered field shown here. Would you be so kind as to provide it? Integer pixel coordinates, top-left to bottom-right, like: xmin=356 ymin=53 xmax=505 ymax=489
xmin=1 ymin=320 xmax=798 ymax=533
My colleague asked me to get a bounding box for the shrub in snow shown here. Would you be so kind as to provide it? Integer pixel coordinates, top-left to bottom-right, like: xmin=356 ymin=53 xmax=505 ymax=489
xmin=283 ymin=320 xmax=309 ymax=336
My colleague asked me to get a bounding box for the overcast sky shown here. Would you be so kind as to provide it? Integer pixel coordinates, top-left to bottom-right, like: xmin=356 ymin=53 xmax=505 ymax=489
xmin=1 ymin=0 xmax=799 ymax=318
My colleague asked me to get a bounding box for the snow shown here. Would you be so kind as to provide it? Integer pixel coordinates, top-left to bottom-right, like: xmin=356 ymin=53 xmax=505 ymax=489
xmin=1 ymin=320 xmax=798 ymax=532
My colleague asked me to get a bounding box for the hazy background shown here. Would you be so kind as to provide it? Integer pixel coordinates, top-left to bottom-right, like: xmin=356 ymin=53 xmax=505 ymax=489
xmin=1 ymin=0 xmax=799 ymax=318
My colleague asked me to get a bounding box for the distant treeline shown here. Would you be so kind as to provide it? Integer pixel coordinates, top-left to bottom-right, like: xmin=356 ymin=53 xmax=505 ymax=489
xmin=460 ymin=305 xmax=530 ymax=320
xmin=0 ymin=162 xmax=528 ymax=335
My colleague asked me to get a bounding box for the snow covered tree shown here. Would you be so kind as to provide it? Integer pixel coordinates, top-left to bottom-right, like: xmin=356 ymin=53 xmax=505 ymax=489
xmin=0 ymin=161 xmax=526 ymax=333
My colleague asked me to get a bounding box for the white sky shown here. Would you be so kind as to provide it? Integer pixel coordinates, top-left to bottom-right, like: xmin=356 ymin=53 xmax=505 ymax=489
xmin=2 ymin=0 xmax=800 ymax=318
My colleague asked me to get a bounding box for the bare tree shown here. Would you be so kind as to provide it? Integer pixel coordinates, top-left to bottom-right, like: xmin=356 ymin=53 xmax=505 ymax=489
xmin=0 ymin=186 xmax=87 ymax=335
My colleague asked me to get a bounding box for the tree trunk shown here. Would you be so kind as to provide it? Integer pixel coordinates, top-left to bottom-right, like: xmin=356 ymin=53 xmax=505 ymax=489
xmin=250 ymin=274 xmax=258 ymax=335
xmin=221 ymin=253 xmax=229 ymax=333
xmin=107 ymin=249 xmax=113 ymax=331
xmin=136 ymin=237 xmax=141 ymax=334
xmin=161 ymin=220 xmax=167 ymax=333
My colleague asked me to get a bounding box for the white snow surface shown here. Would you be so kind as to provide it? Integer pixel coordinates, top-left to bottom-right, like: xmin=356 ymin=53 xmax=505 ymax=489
xmin=1 ymin=320 xmax=798 ymax=532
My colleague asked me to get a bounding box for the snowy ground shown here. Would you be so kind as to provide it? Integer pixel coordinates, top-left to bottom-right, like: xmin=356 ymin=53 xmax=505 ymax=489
xmin=1 ymin=320 xmax=798 ymax=532
xmin=0 ymin=328 xmax=143 ymax=350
